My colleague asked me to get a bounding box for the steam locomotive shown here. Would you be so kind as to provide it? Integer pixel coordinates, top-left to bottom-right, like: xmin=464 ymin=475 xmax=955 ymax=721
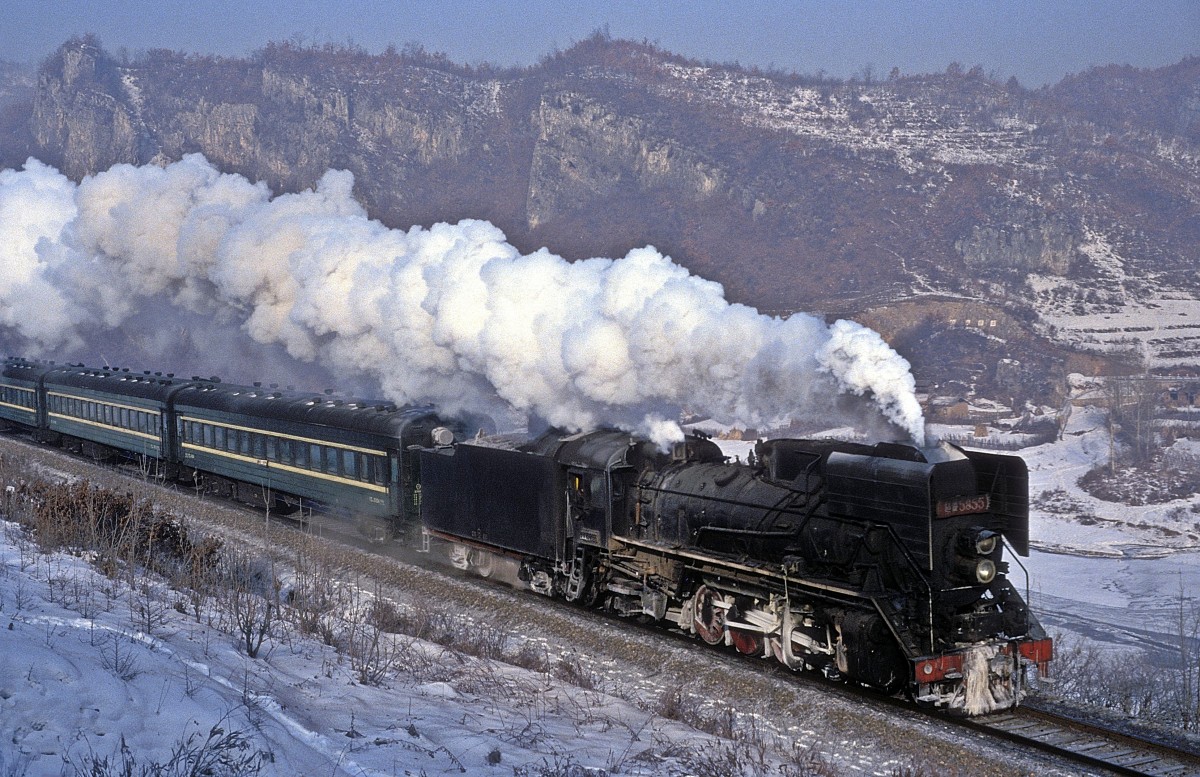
xmin=0 ymin=357 xmax=1051 ymax=715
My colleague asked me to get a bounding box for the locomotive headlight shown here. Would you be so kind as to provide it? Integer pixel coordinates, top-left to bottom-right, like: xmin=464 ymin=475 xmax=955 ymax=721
xmin=958 ymin=527 xmax=1000 ymax=556
xmin=975 ymin=530 xmax=999 ymax=555
xmin=975 ymin=558 xmax=997 ymax=584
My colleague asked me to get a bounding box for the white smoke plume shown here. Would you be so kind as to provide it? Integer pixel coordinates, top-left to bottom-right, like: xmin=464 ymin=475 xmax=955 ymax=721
xmin=0 ymin=155 xmax=926 ymax=446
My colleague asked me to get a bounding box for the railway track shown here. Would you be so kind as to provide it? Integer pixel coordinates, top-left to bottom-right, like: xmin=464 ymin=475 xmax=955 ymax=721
xmin=658 ymin=614 xmax=1200 ymax=777
xmin=570 ymin=582 xmax=1200 ymax=777
xmin=6 ymin=432 xmax=1200 ymax=776
xmin=965 ymin=705 xmax=1200 ymax=777
xmin=418 ymin=540 xmax=1200 ymax=777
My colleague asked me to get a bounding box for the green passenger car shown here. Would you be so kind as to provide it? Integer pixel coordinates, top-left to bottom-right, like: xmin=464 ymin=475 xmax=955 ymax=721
xmin=171 ymin=380 xmax=459 ymax=534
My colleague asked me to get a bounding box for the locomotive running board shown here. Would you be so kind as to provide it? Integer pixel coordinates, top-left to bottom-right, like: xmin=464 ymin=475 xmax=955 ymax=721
xmin=616 ymin=536 xmax=866 ymax=601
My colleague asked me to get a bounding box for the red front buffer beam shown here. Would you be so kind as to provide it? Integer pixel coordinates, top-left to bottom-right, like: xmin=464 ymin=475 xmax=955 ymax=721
xmin=914 ymin=653 xmax=964 ymax=683
xmin=1018 ymin=637 xmax=1053 ymax=676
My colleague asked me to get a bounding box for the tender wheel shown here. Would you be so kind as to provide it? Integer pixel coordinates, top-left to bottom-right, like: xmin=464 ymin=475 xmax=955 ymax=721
xmin=469 ymin=548 xmax=494 ymax=578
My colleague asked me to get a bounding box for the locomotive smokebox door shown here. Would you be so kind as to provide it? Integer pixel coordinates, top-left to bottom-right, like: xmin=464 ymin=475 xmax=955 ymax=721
xmin=959 ymin=449 xmax=1030 ymax=556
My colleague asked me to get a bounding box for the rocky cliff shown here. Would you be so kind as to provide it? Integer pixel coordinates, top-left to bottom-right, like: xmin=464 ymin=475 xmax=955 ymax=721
xmin=15 ymin=34 xmax=1200 ymax=401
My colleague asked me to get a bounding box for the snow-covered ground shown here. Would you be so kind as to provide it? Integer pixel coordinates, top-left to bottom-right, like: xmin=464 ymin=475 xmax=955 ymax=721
xmin=1028 ymin=231 xmax=1200 ymax=369
xmin=1017 ymin=406 xmax=1197 ymax=555
xmin=2 ymin=405 xmax=1197 ymax=774
xmin=3 ymin=515 xmax=834 ymax=777
xmin=655 ymin=62 xmax=1043 ymax=173
xmin=1015 ymin=405 xmax=1200 ymax=660
xmin=0 ymin=500 xmax=1063 ymax=777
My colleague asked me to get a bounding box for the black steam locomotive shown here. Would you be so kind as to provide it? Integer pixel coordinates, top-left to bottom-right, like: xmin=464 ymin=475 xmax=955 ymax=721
xmin=1 ymin=357 xmax=1051 ymax=715
xmin=421 ymin=430 xmax=1051 ymax=715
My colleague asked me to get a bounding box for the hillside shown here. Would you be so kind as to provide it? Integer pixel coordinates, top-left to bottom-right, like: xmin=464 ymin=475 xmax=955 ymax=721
xmin=9 ymin=34 xmax=1200 ymax=403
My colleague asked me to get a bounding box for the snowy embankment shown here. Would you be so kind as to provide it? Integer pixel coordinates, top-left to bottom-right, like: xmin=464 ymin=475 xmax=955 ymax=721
xmin=4 ymin=512 xmax=815 ymax=776
xmin=0 ymin=436 xmax=1066 ymax=777
xmin=0 ymin=515 xmax=805 ymax=777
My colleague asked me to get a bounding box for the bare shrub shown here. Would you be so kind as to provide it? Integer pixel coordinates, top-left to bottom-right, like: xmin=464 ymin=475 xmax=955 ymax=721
xmin=0 ymin=748 xmax=32 ymax=777
xmin=889 ymin=761 xmax=963 ymax=777
xmin=169 ymin=534 xmax=223 ymax=625
xmin=780 ymin=740 xmax=838 ymax=777
xmin=677 ymin=740 xmax=748 ymax=777
xmin=44 ymin=557 xmax=104 ymax=619
xmin=453 ymin=659 xmax=531 ymax=700
xmin=378 ymin=600 xmax=437 ymax=639
xmin=376 ymin=602 xmax=509 ymax=659
xmin=552 ymin=650 xmax=597 ymax=690
xmin=129 ymin=579 xmax=173 ymax=638
xmin=654 ymin=683 xmax=709 ymax=726
xmin=92 ymin=631 xmax=141 ymax=682
xmin=509 ymin=640 xmax=552 ymax=673
xmin=217 ymin=551 xmax=278 ymax=659
xmin=12 ymin=478 xmax=218 ymax=587
xmin=285 ymin=568 xmax=342 ymax=647
xmin=1042 ymin=629 xmax=1200 ymax=729
xmin=455 ymin=620 xmax=509 ymax=660
xmin=672 ymin=732 xmax=834 ymax=777
xmin=344 ymin=584 xmax=407 ymax=685
xmin=653 ymin=685 xmax=744 ymax=736
xmin=1171 ymin=586 xmax=1200 ymax=731
xmin=61 ymin=715 xmax=271 ymax=776
xmin=366 ymin=595 xmax=406 ymax=633
xmin=509 ymin=752 xmax=594 ymax=776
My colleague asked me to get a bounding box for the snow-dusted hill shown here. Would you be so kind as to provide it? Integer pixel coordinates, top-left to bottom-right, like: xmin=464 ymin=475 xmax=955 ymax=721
xmin=17 ymin=38 xmax=1199 ymax=392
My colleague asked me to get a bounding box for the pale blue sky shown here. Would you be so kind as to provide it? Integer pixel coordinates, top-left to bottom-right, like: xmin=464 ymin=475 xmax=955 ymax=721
xmin=4 ymin=0 xmax=1197 ymax=87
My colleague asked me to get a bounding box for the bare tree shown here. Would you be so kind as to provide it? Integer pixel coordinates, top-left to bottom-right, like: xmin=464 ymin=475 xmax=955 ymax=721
xmin=1176 ymin=574 xmax=1200 ymax=730
xmin=344 ymin=582 xmax=406 ymax=685
xmin=1106 ymin=375 xmax=1163 ymax=468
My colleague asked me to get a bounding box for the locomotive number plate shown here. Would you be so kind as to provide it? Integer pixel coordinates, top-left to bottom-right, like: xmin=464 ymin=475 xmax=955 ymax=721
xmin=936 ymin=494 xmax=990 ymax=519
